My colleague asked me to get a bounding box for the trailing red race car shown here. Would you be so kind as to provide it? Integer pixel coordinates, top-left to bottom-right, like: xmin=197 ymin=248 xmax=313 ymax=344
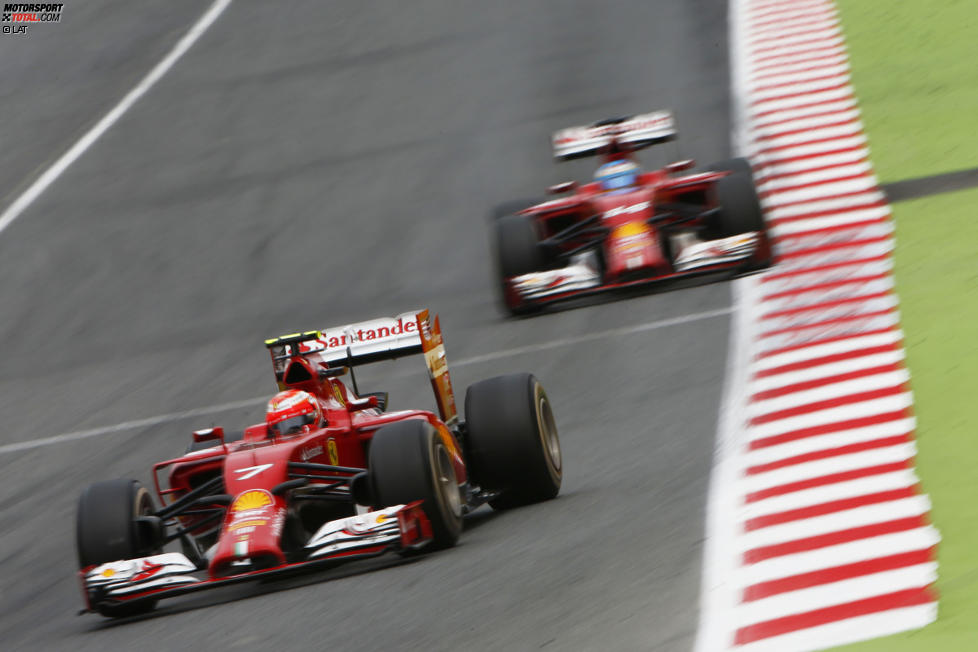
xmin=75 ymin=310 xmax=562 ymax=617
xmin=493 ymin=111 xmax=771 ymax=315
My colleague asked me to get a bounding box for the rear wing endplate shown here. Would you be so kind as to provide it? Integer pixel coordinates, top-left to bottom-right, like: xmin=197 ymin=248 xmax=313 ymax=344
xmin=552 ymin=111 xmax=677 ymax=161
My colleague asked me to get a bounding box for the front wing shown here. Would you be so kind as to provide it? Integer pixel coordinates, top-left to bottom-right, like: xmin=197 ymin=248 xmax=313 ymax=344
xmin=506 ymin=232 xmax=768 ymax=309
xmin=79 ymin=503 xmax=431 ymax=615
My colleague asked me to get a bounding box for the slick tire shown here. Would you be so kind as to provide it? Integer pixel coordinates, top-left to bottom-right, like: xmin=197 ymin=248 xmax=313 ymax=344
xmin=368 ymin=420 xmax=463 ymax=549
xmin=76 ymin=479 xmax=161 ymax=617
xmin=494 ymin=214 xmax=546 ymax=316
xmin=706 ymin=158 xmax=766 ymax=237
xmin=464 ymin=373 xmax=562 ymax=509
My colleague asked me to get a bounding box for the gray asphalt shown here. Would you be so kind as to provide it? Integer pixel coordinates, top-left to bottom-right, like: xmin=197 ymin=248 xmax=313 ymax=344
xmin=0 ymin=1 xmax=733 ymax=650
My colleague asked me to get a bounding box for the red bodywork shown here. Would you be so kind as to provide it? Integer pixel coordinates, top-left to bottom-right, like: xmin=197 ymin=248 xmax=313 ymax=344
xmin=500 ymin=154 xmax=771 ymax=312
xmin=79 ymin=311 xmax=462 ymax=613
xmin=154 ymin=377 xmax=464 ymax=579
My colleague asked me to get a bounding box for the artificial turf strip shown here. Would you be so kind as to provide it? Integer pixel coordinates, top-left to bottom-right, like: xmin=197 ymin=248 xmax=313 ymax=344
xmin=829 ymin=0 xmax=978 ymax=647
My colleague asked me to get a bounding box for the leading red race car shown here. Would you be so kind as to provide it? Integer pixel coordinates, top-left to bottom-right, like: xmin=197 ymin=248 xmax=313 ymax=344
xmin=75 ymin=310 xmax=562 ymax=617
xmin=493 ymin=111 xmax=771 ymax=315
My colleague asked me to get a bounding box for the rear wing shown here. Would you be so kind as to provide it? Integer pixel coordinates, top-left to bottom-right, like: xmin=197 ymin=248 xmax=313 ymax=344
xmin=552 ymin=111 xmax=677 ymax=161
xmin=264 ymin=310 xmax=458 ymax=425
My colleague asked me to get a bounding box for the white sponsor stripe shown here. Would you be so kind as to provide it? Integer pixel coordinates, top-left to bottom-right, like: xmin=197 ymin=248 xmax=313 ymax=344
xmin=753 ymin=114 xmax=862 ymax=150
xmin=741 ymin=470 xmax=919 ymax=520
xmin=749 ymin=350 xmax=904 ymax=393
xmin=750 ymin=72 xmax=849 ymax=103
xmin=748 ymin=371 xmax=909 ymax=418
xmin=0 ymin=0 xmax=234 ymax=238
xmin=751 ymin=96 xmax=855 ymax=126
xmin=756 ymin=121 xmax=861 ymax=149
xmin=736 ymin=604 xmax=938 ymax=652
xmin=763 ymin=176 xmax=878 ymax=207
xmin=749 ymin=55 xmax=849 ymax=83
xmin=770 ymin=207 xmax=891 ymax=236
xmin=757 ymin=161 xmax=872 ymax=193
xmin=737 ymin=527 xmax=940 ymax=587
xmin=752 ymin=331 xmax=903 ymax=371
xmin=736 ymin=495 xmax=931 ymax=551
xmin=738 ymin=563 xmax=936 ymax=626
xmin=0 ymin=308 xmax=733 ymax=455
xmin=741 ymin=442 xmax=917 ymax=495
xmin=752 ymin=84 xmax=853 ymax=115
xmin=763 ymin=189 xmax=883 ymax=221
xmin=754 ymin=134 xmax=868 ymax=165
xmin=747 ymin=393 xmax=914 ymax=442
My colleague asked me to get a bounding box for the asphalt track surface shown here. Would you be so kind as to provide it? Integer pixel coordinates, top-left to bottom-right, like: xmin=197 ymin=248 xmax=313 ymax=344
xmin=0 ymin=1 xmax=733 ymax=650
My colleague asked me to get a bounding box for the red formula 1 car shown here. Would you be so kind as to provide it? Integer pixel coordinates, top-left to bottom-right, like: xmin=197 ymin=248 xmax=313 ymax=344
xmin=75 ymin=310 xmax=562 ymax=617
xmin=493 ymin=111 xmax=771 ymax=315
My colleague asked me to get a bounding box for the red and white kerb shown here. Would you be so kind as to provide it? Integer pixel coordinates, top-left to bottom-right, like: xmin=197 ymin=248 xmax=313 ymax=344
xmin=698 ymin=1 xmax=940 ymax=650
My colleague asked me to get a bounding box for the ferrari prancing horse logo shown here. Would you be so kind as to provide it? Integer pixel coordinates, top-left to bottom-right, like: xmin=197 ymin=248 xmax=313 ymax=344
xmin=327 ymin=438 xmax=338 ymax=465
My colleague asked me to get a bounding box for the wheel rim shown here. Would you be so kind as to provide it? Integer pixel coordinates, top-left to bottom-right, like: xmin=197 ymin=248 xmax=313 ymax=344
xmin=434 ymin=443 xmax=462 ymax=518
xmin=537 ymin=395 xmax=561 ymax=473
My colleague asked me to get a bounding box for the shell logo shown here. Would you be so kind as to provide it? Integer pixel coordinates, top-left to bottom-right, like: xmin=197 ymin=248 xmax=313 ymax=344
xmin=231 ymin=489 xmax=273 ymax=513
xmin=614 ymin=222 xmax=649 ymax=238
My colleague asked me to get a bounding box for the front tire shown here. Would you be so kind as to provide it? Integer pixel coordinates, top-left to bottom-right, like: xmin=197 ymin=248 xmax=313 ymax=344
xmin=368 ymin=420 xmax=463 ymax=548
xmin=464 ymin=373 xmax=562 ymax=509
xmin=493 ymin=212 xmax=548 ymax=316
xmin=707 ymin=158 xmax=765 ymax=236
xmin=76 ymin=479 xmax=162 ymax=617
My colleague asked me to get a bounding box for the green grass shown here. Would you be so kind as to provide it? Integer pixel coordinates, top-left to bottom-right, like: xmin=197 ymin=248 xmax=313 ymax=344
xmin=836 ymin=0 xmax=978 ymax=184
xmin=829 ymin=1 xmax=978 ymax=649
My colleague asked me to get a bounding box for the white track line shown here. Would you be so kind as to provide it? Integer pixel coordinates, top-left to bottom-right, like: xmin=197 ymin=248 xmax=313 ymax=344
xmin=0 ymin=0 xmax=233 ymax=237
xmin=0 ymin=308 xmax=732 ymax=456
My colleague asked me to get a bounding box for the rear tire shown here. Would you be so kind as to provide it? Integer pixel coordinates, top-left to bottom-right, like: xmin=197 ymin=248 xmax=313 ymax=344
xmin=464 ymin=373 xmax=562 ymax=509
xmin=76 ymin=479 xmax=161 ymax=617
xmin=368 ymin=420 xmax=463 ymax=548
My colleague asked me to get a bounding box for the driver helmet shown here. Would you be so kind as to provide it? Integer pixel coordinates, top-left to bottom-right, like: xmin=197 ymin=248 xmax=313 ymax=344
xmin=595 ymin=160 xmax=641 ymax=192
xmin=266 ymin=389 xmax=322 ymax=437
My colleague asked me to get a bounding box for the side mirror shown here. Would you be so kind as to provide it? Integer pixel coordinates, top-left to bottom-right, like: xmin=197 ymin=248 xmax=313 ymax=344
xmin=193 ymin=426 xmax=225 ymax=443
xmin=547 ymin=180 xmax=578 ymax=195
xmin=349 ymin=392 xmax=388 ymax=412
xmin=664 ymin=159 xmax=695 ymax=174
